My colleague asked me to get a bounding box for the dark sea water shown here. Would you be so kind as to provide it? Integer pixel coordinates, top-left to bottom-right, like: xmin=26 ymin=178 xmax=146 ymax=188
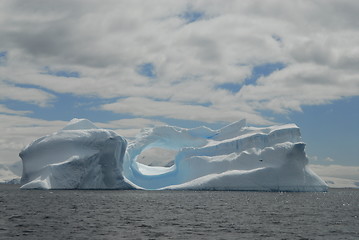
xmin=1 ymin=185 xmax=358 ymax=240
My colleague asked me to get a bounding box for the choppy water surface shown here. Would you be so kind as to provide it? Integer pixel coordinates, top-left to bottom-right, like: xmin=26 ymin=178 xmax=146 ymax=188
xmin=1 ymin=185 xmax=358 ymax=240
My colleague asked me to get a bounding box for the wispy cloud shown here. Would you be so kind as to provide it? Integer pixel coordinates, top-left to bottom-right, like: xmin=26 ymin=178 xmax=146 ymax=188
xmin=0 ymin=80 xmax=55 ymax=107
xmin=0 ymin=104 xmax=31 ymax=115
xmin=100 ymin=97 xmax=272 ymax=124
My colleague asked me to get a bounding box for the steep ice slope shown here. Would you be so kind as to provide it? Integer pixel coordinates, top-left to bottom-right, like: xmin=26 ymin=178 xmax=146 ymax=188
xmin=19 ymin=118 xmax=327 ymax=191
xmin=20 ymin=119 xmax=134 ymax=189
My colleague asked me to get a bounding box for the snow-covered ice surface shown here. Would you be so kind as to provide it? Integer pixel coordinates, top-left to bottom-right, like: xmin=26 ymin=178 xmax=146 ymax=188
xmin=20 ymin=118 xmax=328 ymax=191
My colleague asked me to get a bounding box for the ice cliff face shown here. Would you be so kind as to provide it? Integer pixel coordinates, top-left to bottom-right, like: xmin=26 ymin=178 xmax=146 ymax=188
xmin=20 ymin=119 xmax=133 ymax=189
xmin=19 ymin=118 xmax=328 ymax=191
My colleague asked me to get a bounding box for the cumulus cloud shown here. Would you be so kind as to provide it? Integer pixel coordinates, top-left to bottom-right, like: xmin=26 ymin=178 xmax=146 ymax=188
xmin=0 ymin=0 xmax=358 ymax=124
xmin=238 ymin=63 xmax=359 ymax=113
xmin=0 ymin=114 xmax=68 ymax=165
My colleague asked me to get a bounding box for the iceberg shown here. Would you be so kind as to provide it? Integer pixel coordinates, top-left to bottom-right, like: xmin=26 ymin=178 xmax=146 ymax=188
xmin=20 ymin=119 xmax=134 ymax=189
xmin=19 ymin=118 xmax=328 ymax=191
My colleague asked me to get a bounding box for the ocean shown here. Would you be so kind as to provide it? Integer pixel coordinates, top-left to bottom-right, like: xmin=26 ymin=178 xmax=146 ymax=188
xmin=1 ymin=185 xmax=358 ymax=239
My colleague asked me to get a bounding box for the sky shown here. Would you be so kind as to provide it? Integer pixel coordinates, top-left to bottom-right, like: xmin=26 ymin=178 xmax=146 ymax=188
xmin=0 ymin=0 xmax=358 ymax=185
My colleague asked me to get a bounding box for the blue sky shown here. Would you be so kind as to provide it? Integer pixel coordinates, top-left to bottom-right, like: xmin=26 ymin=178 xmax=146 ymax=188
xmin=0 ymin=1 xmax=358 ymax=183
xmin=285 ymin=96 xmax=359 ymax=166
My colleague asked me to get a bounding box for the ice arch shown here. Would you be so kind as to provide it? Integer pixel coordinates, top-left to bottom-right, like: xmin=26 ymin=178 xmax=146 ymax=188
xmin=123 ymin=125 xmax=214 ymax=189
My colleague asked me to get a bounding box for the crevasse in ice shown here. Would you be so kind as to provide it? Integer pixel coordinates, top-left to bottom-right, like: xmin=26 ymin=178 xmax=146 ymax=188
xmin=19 ymin=118 xmax=328 ymax=191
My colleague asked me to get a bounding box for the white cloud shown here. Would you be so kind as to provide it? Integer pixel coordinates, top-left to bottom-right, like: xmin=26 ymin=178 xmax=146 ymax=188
xmin=0 ymin=114 xmax=68 ymax=165
xmin=0 ymin=104 xmax=31 ymax=115
xmin=309 ymin=156 xmax=319 ymax=162
xmin=97 ymin=118 xmax=167 ymax=139
xmin=101 ymin=97 xmax=272 ymax=124
xmin=324 ymin=157 xmax=335 ymax=162
xmin=98 ymin=118 xmax=166 ymax=130
xmin=0 ymin=0 xmax=358 ymax=125
xmin=0 ymin=80 xmax=55 ymax=107
xmin=310 ymin=164 xmax=359 ymax=181
xmin=309 ymin=156 xmax=336 ymax=163
xmin=237 ymin=63 xmax=359 ymax=113
xmin=310 ymin=164 xmax=359 ymax=188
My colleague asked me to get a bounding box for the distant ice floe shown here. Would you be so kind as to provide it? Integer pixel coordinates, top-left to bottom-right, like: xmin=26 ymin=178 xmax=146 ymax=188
xmin=0 ymin=162 xmax=21 ymax=184
xmin=19 ymin=118 xmax=328 ymax=191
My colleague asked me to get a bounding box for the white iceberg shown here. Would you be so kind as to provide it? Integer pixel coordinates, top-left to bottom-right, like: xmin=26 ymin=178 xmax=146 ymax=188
xmin=20 ymin=119 xmax=134 ymax=189
xmin=19 ymin=118 xmax=328 ymax=191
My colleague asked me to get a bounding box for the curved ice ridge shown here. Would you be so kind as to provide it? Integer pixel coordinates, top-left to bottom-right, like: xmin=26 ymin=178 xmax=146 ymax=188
xmin=19 ymin=118 xmax=328 ymax=191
